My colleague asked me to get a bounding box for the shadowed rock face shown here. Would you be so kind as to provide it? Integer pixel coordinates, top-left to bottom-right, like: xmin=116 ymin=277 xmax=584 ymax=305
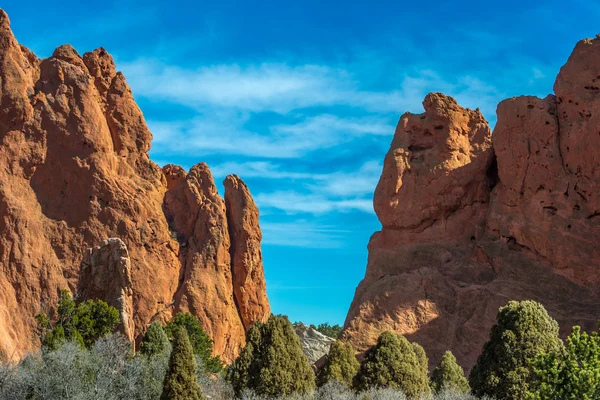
xmin=0 ymin=9 xmax=269 ymax=363
xmin=343 ymin=37 xmax=600 ymax=371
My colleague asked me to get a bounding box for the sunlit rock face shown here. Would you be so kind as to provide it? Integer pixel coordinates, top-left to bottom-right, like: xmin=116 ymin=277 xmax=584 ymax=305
xmin=0 ymin=9 xmax=269 ymax=363
xmin=343 ymin=37 xmax=600 ymax=370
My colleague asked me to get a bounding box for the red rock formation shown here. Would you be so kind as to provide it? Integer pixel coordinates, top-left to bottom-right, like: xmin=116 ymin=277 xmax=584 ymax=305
xmin=0 ymin=9 xmax=269 ymax=362
xmin=79 ymin=238 xmax=135 ymax=343
xmin=224 ymin=175 xmax=270 ymax=330
xmin=163 ymin=163 xmax=246 ymax=360
xmin=343 ymin=37 xmax=600 ymax=370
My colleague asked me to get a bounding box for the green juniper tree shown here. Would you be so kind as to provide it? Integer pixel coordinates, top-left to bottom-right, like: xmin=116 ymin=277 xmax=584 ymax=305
xmin=317 ymin=340 xmax=359 ymax=387
xmin=165 ymin=312 xmax=222 ymax=372
xmin=469 ymin=300 xmax=562 ymax=400
xmin=161 ymin=327 xmax=205 ymax=400
xmin=35 ymin=289 xmax=120 ymax=350
xmin=227 ymin=315 xmax=315 ymax=397
xmin=140 ymin=322 xmax=171 ymax=357
xmin=353 ymin=331 xmax=431 ymax=399
xmin=528 ymin=326 xmax=600 ymax=399
xmin=411 ymin=342 xmax=429 ymax=381
xmin=431 ymin=350 xmax=470 ymax=394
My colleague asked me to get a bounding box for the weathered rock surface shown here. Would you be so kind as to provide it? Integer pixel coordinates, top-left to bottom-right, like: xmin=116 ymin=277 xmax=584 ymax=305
xmin=79 ymin=238 xmax=135 ymax=343
xmin=343 ymin=36 xmax=600 ymax=371
xmin=294 ymin=323 xmax=335 ymax=365
xmin=0 ymin=9 xmax=269 ymax=362
xmin=224 ymin=175 xmax=270 ymax=331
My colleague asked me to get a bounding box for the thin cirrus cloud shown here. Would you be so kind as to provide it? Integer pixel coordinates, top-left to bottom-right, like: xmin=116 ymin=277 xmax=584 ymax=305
xmin=122 ymin=60 xmax=409 ymax=114
xmin=148 ymin=113 xmax=395 ymax=159
xmin=260 ymin=220 xmax=352 ymax=249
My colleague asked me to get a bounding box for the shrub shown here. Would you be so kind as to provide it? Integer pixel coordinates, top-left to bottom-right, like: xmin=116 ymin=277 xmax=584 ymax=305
xmin=411 ymin=343 xmax=429 ymax=381
xmin=161 ymin=327 xmax=205 ymax=400
xmin=431 ymin=351 xmax=470 ymax=394
xmin=358 ymin=386 xmax=408 ymax=400
xmin=469 ymin=300 xmax=562 ymax=400
xmin=353 ymin=331 xmax=430 ymax=399
xmin=195 ymin=355 xmax=234 ymax=400
xmin=0 ymin=333 xmax=169 ymax=400
xmin=227 ymin=314 xmax=315 ymax=397
xmin=317 ymin=340 xmax=359 ymax=387
xmin=141 ymin=322 xmax=171 ymax=357
xmin=529 ymin=326 xmax=600 ymax=399
xmin=165 ymin=312 xmax=222 ymax=372
xmin=36 ymin=289 xmax=120 ymax=350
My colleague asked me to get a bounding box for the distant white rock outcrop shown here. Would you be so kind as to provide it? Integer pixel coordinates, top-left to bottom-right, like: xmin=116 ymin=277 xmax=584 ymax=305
xmin=294 ymin=323 xmax=335 ymax=365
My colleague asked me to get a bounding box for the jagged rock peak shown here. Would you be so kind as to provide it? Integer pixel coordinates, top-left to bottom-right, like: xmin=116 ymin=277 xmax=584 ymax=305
xmin=224 ymin=174 xmax=270 ymax=330
xmin=343 ymin=35 xmax=600 ymax=371
xmin=0 ymin=9 xmax=270 ymax=364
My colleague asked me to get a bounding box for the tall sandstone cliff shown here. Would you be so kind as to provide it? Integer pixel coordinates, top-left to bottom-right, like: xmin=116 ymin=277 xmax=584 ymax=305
xmin=343 ymin=36 xmax=600 ymax=370
xmin=0 ymin=10 xmax=269 ymax=362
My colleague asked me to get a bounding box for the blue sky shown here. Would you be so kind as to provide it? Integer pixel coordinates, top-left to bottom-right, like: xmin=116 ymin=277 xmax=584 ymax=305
xmin=4 ymin=0 xmax=600 ymax=325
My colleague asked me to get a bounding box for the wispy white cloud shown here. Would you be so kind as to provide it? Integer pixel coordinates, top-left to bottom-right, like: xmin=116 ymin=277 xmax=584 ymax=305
xmin=255 ymin=191 xmax=372 ymax=214
xmin=122 ymin=60 xmax=412 ymax=114
xmin=211 ymin=160 xmax=381 ymax=215
xmin=261 ymin=220 xmax=352 ymax=248
xmin=148 ymin=113 xmax=394 ymax=159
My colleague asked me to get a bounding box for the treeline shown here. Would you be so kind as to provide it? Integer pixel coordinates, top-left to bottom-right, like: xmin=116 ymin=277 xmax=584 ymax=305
xmin=1 ymin=293 xmax=599 ymax=399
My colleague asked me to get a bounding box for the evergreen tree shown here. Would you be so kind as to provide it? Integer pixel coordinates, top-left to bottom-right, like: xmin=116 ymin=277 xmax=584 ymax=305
xmin=227 ymin=315 xmax=315 ymax=397
xmin=529 ymin=326 xmax=600 ymax=399
xmin=317 ymin=340 xmax=359 ymax=387
xmin=36 ymin=290 xmax=120 ymax=350
xmin=411 ymin=342 xmax=429 ymax=380
xmin=140 ymin=322 xmax=171 ymax=357
xmin=353 ymin=331 xmax=431 ymax=399
xmin=469 ymin=300 xmax=562 ymax=400
xmin=431 ymin=350 xmax=470 ymax=394
xmin=165 ymin=312 xmax=222 ymax=372
xmin=161 ymin=327 xmax=204 ymax=400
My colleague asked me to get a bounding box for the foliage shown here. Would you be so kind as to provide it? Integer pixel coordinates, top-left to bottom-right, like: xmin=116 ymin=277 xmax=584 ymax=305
xmin=317 ymin=340 xmax=359 ymax=387
xmin=411 ymin=342 xmax=429 ymax=382
xmin=469 ymin=300 xmax=562 ymax=400
xmin=353 ymin=331 xmax=431 ymax=399
xmin=312 ymin=323 xmax=343 ymax=339
xmin=36 ymin=289 xmax=120 ymax=350
xmin=528 ymin=326 xmax=600 ymax=399
xmin=227 ymin=314 xmax=316 ymax=397
xmin=161 ymin=327 xmax=204 ymax=400
xmin=292 ymin=322 xmax=343 ymax=339
xmin=165 ymin=312 xmax=223 ymax=373
xmin=141 ymin=322 xmax=171 ymax=357
xmin=431 ymin=351 xmax=470 ymax=394
xmin=0 ymin=334 xmax=168 ymax=400
xmin=195 ymin=355 xmax=234 ymax=400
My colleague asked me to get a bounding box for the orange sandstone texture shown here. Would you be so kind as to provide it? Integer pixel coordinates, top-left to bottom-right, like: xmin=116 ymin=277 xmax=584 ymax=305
xmin=0 ymin=9 xmax=269 ymax=362
xmin=343 ymin=37 xmax=600 ymax=370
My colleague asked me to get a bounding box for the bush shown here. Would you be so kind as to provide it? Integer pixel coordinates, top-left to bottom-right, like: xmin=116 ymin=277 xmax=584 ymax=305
xmin=141 ymin=322 xmax=171 ymax=357
xmin=195 ymin=355 xmax=234 ymax=400
xmin=161 ymin=327 xmax=205 ymax=400
xmin=431 ymin=351 xmax=470 ymax=394
xmin=469 ymin=300 xmax=562 ymax=400
xmin=353 ymin=331 xmax=430 ymax=399
xmin=411 ymin=343 xmax=429 ymax=382
xmin=358 ymin=386 xmax=408 ymax=400
xmin=36 ymin=289 xmax=120 ymax=350
xmin=529 ymin=325 xmax=600 ymax=399
xmin=0 ymin=334 xmax=169 ymax=400
xmin=317 ymin=340 xmax=359 ymax=387
xmin=227 ymin=314 xmax=315 ymax=397
xmin=165 ymin=312 xmax=223 ymax=373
